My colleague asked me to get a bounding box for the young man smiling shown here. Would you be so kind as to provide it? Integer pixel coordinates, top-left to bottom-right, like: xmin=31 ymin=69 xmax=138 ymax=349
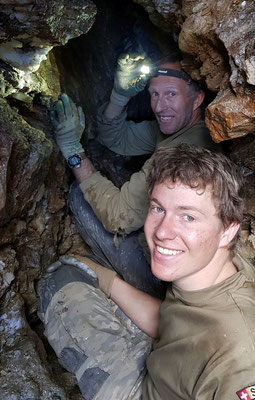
xmin=39 ymin=144 xmax=255 ymax=400
xmin=145 ymin=168 xmax=238 ymax=290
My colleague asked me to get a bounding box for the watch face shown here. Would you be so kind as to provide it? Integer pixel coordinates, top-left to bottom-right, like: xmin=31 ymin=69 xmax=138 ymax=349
xmin=68 ymin=154 xmax=82 ymax=168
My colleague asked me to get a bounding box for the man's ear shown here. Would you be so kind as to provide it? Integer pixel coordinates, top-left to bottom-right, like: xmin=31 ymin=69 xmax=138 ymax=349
xmin=193 ymin=90 xmax=205 ymax=111
xmin=219 ymin=222 xmax=240 ymax=248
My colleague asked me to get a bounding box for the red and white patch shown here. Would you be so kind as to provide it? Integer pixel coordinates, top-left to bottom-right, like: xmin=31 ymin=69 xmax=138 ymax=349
xmin=237 ymin=385 xmax=255 ymax=400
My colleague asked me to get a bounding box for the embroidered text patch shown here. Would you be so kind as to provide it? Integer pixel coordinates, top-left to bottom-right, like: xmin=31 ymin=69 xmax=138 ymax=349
xmin=237 ymin=386 xmax=255 ymax=400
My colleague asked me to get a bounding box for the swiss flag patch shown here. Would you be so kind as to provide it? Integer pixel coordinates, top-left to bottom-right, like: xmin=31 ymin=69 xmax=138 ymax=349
xmin=237 ymin=386 xmax=255 ymax=399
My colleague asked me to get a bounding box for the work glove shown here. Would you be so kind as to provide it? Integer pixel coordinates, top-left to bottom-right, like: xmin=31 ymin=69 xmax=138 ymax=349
xmin=110 ymin=53 xmax=152 ymax=107
xmin=47 ymin=255 xmax=117 ymax=298
xmin=50 ymin=93 xmax=85 ymax=159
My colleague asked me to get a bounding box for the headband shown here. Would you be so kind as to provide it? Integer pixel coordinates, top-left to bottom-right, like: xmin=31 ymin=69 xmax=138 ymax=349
xmin=155 ymin=68 xmax=192 ymax=84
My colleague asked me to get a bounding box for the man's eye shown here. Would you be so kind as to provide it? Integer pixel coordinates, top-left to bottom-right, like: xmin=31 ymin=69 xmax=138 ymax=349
xmin=151 ymin=206 xmax=164 ymax=214
xmin=169 ymin=92 xmax=176 ymax=97
xmin=151 ymin=92 xmax=159 ymax=97
xmin=184 ymin=215 xmax=195 ymax=222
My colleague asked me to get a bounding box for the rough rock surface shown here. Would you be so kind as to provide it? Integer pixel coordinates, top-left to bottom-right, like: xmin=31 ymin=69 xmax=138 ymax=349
xmin=0 ymin=0 xmax=97 ymax=72
xmin=205 ymin=86 xmax=255 ymax=142
xmin=0 ymin=0 xmax=96 ymax=100
xmin=179 ymin=0 xmax=255 ymax=142
xmin=0 ymin=90 xmax=90 ymax=396
xmin=0 ymin=0 xmax=95 ymax=397
xmin=0 ymin=291 xmax=68 ymax=399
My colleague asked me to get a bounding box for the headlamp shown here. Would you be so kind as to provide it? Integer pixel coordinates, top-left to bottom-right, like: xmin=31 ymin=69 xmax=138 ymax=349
xmin=155 ymin=68 xmax=192 ymax=84
xmin=140 ymin=65 xmax=150 ymax=75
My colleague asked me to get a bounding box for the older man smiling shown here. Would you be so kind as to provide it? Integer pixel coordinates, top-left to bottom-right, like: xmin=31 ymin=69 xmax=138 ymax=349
xmin=51 ymin=51 xmax=221 ymax=299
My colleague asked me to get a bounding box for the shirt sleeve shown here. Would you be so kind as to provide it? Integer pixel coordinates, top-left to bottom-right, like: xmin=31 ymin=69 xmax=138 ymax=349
xmin=96 ymin=103 xmax=159 ymax=156
xmin=79 ymin=157 xmax=153 ymax=234
xmin=195 ymin=351 xmax=255 ymax=400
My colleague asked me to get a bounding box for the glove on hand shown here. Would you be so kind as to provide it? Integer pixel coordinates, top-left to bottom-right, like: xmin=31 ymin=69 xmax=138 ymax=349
xmin=47 ymin=255 xmax=117 ymax=298
xmin=50 ymin=93 xmax=85 ymax=159
xmin=111 ymin=53 xmax=151 ymax=106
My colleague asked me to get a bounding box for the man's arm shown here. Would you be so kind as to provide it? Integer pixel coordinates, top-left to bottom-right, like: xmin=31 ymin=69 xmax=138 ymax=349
xmin=72 ymin=156 xmax=96 ymax=183
xmin=111 ymin=276 xmax=161 ymax=338
xmin=50 ymin=93 xmax=154 ymax=234
xmin=95 ymin=56 xmax=157 ymax=157
xmin=95 ymin=53 xmax=154 ymax=154
xmin=79 ymin=157 xmax=152 ymax=234
xmin=104 ymin=102 xmax=125 ymax=120
xmin=50 ymin=54 xmax=153 ymax=180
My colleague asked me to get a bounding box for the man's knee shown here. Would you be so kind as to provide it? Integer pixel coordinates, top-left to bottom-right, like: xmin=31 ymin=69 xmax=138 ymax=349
xmin=37 ymin=263 xmax=98 ymax=321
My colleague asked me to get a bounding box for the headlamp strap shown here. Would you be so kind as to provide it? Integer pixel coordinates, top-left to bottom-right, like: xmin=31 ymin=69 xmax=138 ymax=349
xmin=156 ymin=68 xmax=192 ymax=84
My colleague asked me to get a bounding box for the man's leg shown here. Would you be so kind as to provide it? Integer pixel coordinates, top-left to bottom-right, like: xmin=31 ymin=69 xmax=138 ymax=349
xmin=68 ymin=181 xmax=167 ymax=299
xmin=38 ymin=264 xmax=152 ymax=400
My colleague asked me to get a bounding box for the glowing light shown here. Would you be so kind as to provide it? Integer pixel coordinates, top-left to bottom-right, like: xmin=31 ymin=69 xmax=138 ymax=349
xmin=140 ymin=65 xmax=150 ymax=74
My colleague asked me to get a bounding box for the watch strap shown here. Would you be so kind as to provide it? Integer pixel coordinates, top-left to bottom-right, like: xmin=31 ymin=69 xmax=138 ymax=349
xmin=67 ymin=152 xmax=86 ymax=168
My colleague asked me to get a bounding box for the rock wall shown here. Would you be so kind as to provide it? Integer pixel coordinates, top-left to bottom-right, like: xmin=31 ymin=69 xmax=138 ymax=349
xmin=0 ymin=0 xmax=254 ymax=398
xmin=0 ymin=1 xmax=96 ymax=398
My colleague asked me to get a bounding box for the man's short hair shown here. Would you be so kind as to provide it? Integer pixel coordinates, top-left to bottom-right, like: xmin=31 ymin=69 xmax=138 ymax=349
xmin=147 ymin=144 xmax=245 ymax=251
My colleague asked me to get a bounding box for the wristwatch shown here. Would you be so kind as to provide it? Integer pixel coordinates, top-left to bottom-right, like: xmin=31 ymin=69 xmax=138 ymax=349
xmin=67 ymin=153 xmax=86 ymax=168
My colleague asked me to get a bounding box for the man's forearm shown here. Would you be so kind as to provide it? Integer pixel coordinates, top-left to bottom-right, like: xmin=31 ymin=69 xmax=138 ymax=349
xmin=104 ymin=101 xmax=126 ymax=120
xmin=72 ymin=156 xmax=96 ymax=183
xmin=111 ymin=277 xmax=161 ymax=338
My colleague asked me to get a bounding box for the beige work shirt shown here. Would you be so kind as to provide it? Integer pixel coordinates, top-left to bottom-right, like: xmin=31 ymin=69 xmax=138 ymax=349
xmin=80 ymin=106 xmax=221 ymax=235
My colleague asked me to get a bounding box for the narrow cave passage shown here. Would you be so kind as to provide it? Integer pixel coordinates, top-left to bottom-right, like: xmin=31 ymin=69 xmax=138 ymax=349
xmin=0 ymin=0 xmax=254 ymax=398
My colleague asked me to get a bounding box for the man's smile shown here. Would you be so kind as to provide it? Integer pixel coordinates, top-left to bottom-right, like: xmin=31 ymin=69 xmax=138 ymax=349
xmin=158 ymin=116 xmax=174 ymax=122
xmin=156 ymin=245 xmax=183 ymax=256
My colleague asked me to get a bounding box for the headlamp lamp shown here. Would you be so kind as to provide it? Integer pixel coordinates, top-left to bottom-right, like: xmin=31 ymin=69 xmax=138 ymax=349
xmin=138 ymin=60 xmax=193 ymax=85
xmin=140 ymin=65 xmax=150 ymax=75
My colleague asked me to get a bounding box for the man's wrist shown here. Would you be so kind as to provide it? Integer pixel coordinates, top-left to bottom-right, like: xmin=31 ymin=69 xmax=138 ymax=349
xmin=110 ymin=89 xmax=130 ymax=107
xmin=67 ymin=152 xmax=86 ymax=169
xmin=57 ymin=139 xmax=84 ymax=161
xmin=72 ymin=154 xmax=96 ymax=183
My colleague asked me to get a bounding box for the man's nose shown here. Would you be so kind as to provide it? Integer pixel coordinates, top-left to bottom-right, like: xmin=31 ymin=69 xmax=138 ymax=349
xmin=154 ymin=96 xmax=168 ymax=113
xmin=155 ymin=216 xmax=177 ymax=241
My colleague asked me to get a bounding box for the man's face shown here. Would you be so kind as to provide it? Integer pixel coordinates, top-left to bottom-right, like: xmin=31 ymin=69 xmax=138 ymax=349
xmin=148 ymin=63 xmax=199 ymax=135
xmin=144 ymin=180 xmax=230 ymax=290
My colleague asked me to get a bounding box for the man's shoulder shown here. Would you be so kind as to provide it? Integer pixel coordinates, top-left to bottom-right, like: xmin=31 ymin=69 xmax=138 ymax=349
xmin=186 ymin=119 xmax=207 ymax=130
xmin=176 ymin=120 xmax=210 ymax=139
xmin=157 ymin=120 xmax=222 ymax=152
